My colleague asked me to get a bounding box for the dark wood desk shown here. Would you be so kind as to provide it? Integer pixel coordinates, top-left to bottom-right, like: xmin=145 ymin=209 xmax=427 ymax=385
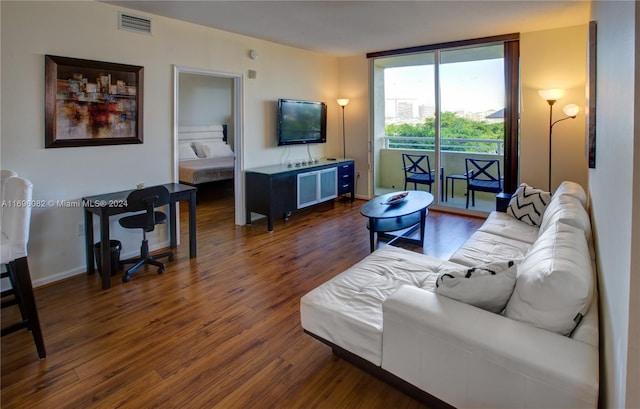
xmin=360 ymin=191 xmax=434 ymax=252
xmin=82 ymin=183 xmax=197 ymax=290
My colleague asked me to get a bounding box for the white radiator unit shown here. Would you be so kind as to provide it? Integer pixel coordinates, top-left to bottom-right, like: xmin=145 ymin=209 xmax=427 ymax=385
xmin=118 ymin=12 xmax=152 ymax=35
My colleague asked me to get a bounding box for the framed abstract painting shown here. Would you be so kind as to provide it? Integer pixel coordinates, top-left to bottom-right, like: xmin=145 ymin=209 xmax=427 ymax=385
xmin=45 ymin=55 xmax=143 ymax=148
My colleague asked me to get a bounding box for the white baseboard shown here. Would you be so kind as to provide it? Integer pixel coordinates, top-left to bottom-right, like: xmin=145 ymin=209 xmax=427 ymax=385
xmin=31 ymin=240 xmax=171 ymax=288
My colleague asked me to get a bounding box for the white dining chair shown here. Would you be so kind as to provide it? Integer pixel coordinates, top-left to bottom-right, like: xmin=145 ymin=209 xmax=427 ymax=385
xmin=1 ymin=175 xmax=46 ymax=359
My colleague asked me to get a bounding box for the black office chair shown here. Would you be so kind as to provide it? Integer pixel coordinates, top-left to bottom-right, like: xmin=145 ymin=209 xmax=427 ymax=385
xmin=465 ymin=158 xmax=502 ymax=208
xmin=119 ymin=185 xmax=174 ymax=282
xmin=402 ymin=154 xmax=436 ymax=192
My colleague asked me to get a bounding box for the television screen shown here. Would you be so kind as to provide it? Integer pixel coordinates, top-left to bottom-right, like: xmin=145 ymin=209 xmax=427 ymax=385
xmin=277 ymin=99 xmax=327 ymax=145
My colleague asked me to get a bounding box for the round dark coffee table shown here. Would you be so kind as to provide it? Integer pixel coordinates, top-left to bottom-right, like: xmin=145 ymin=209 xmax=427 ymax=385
xmin=360 ymin=191 xmax=434 ymax=252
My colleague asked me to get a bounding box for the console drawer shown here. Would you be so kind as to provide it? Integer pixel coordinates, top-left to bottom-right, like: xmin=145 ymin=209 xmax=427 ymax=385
xmin=337 ymin=162 xmax=354 ymax=195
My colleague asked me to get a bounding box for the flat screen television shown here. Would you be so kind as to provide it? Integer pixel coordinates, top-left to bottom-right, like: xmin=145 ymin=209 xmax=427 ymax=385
xmin=277 ymin=99 xmax=327 ymax=146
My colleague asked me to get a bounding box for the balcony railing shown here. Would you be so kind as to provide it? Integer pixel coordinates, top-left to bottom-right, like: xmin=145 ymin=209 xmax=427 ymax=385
xmin=382 ymin=136 xmax=504 ymax=155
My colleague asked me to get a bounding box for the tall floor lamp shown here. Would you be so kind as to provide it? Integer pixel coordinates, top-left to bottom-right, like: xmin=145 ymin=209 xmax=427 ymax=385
xmin=538 ymin=89 xmax=579 ymax=191
xmin=337 ymin=98 xmax=350 ymax=159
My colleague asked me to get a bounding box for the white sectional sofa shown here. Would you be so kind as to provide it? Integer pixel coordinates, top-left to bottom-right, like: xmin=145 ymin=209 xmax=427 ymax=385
xmin=300 ymin=181 xmax=598 ymax=409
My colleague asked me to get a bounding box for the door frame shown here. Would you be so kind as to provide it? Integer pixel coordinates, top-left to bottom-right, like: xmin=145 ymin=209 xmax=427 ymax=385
xmin=173 ymin=65 xmax=245 ymax=225
xmin=368 ymin=35 xmax=519 ymax=216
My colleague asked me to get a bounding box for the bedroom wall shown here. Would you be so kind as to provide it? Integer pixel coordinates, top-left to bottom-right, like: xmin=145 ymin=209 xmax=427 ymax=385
xmin=178 ymin=74 xmax=233 ymax=127
xmin=0 ymin=1 xmax=339 ymax=286
xmin=178 ymin=73 xmax=234 ymax=148
xmin=178 ymin=73 xmax=234 ymax=149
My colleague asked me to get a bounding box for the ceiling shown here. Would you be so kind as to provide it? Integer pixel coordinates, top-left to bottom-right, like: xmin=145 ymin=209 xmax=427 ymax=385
xmin=105 ymin=1 xmax=591 ymax=56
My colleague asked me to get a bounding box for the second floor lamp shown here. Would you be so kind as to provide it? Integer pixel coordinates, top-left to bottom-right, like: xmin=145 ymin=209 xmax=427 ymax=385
xmin=538 ymin=89 xmax=579 ymax=191
xmin=337 ymin=99 xmax=350 ymax=159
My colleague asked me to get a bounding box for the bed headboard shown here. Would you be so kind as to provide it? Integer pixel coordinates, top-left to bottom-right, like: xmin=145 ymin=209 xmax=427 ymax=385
xmin=178 ymin=124 xmax=228 ymax=143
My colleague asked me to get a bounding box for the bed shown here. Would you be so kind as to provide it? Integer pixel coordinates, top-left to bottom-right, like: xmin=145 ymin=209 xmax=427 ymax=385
xmin=178 ymin=124 xmax=235 ymax=185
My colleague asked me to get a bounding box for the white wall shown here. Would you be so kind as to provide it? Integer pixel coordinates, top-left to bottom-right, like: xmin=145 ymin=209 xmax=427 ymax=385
xmin=520 ymin=25 xmax=588 ymax=192
xmin=178 ymin=74 xmax=233 ymax=127
xmin=178 ymin=73 xmax=234 ymax=148
xmin=589 ymin=2 xmax=638 ymax=408
xmin=0 ymin=1 xmax=339 ymax=286
xmin=337 ymin=55 xmax=371 ymax=198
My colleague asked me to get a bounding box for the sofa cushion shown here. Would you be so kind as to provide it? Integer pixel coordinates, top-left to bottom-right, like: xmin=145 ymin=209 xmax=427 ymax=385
xmin=477 ymin=211 xmax=540 ymax=244
xmin=435 ymin=261 xmax=517 ymax=313
xmin=553 ymin=181 xmax=588 ymax=207
xmin=506 ymin=183 xmax=551 ymax=226
xmin=539 ymin=194 xmax=592 ymax=239
xmin=505 ymin=223 xmax=594 ymax=336
xmin=300 ymin=245 xmax=463 ymax=365
xmin=449 ymin=230 xmax=530 ymax=267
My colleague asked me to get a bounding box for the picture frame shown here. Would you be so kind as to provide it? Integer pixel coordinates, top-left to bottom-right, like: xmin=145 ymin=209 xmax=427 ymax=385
xmin=45 ymin=55 xmax=143 ymax=148
xmin=586 ymin=21 xmax=597 ymax=168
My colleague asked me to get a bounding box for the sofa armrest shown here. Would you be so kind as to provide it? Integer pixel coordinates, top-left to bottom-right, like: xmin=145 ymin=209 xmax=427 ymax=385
xmin=382 ymin=285 xmax=598 ymax=408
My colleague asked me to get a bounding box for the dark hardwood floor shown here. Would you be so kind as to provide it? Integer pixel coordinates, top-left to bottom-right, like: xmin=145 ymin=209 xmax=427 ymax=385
xmin=1 ymin=180 xmax=484 ymax=408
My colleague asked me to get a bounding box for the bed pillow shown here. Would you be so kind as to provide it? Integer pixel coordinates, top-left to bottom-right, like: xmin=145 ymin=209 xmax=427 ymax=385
xmin=179 ymin=142 xmax=199 ymax=160
xmin=506 ymin=183 xmax=551 ymax=226
xmin=193 ymin=141 xmax=234 ymax=158
xmin=435 ymin=260 xmax=518 ymax=313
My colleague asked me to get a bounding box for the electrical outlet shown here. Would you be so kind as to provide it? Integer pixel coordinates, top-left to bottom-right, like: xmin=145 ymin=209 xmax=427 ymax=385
xmin=77 ymin=223 xmax=84 ymax=236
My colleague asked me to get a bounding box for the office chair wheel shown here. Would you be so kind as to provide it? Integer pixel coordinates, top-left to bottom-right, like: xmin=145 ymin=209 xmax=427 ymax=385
xmin=122 ymin=274 xmax=131 ymax=283
xmin=169 ymin=254 xmax=174 ymax=262
xmin=157 ymin=267 xmax=164 ymax=274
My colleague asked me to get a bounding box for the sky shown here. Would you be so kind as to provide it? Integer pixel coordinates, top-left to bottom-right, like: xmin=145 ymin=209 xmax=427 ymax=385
xmin=384 ymin=57 xmax=505 ymax=115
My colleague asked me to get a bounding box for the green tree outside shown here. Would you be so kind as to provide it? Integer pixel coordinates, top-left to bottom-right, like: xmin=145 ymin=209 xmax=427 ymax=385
xmin=386 ymin=112 xmax=504 ymax=153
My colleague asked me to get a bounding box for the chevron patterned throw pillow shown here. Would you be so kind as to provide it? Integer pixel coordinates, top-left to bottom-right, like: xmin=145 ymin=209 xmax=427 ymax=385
xmin=506 ymin=183 xmax=551 ymax=226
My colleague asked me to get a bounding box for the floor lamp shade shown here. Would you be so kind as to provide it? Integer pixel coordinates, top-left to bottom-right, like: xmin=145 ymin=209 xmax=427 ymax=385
xmin=563 ymin=104 xmax=580 ymax=117
xmin=538 ymin=89 xmax=565 ymax=102
xmin=539 ymin=89 xmax=579 ymax=191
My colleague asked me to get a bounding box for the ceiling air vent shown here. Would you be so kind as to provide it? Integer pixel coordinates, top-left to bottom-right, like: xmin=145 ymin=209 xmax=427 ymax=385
xmin=118 ymin=12 xmax=152 ymax=35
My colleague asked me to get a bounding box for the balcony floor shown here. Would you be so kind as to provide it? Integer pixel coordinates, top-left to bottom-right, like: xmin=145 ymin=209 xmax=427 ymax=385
xmin=375 ymin=186 xmax=497 ymax=213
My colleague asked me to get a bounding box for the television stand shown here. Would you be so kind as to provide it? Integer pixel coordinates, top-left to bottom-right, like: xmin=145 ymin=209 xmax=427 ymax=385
xmin=245 ymin=159 xmax=354 ymax=231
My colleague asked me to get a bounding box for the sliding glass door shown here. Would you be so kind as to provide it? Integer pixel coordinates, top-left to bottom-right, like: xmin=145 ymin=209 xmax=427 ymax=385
xmin=370 ymin=35 xmax=518 ymax=213
xmin=375 ymin=53 xmax=437 ymax=198
xmin=439 ymin=44 xmax=505 ymax=211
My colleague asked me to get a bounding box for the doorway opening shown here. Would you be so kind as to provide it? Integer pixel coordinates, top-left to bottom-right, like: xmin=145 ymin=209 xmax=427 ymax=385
xmin=173 ymin=66 xmax=244 ymax=225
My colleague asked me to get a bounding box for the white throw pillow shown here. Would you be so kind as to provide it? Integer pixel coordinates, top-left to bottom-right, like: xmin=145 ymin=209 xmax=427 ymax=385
xmin=178 ymin=142 xmax=199 ymax=160
xmin=193 ymin=141 xmax=234 ymax=158
xmin=505 ymin=222 xmax=594 ymax=335
xmin=435 ymin=260 xmax=518 ymax=313
xmin=506 ymin=183 xmax=551 ymax=226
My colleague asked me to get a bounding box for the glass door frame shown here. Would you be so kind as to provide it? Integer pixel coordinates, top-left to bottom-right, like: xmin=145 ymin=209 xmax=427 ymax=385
xmin=367 ymin=33 xmax=520 ymax=214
